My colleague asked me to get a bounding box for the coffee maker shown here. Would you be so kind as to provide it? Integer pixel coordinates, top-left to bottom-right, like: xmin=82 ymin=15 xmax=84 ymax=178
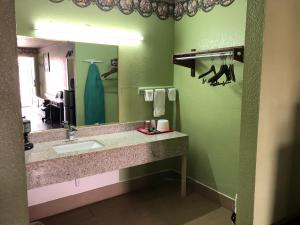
xmin=23 ymin=118 xmax=33 ymax=151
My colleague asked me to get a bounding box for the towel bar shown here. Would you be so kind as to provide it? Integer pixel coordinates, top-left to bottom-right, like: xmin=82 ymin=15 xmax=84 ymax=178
xmin=138 ymin=86 xmax=175 ymax=95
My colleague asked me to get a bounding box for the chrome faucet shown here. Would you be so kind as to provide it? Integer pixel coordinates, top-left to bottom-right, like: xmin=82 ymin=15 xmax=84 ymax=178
xmin=62 ymin=121 xmax=78 ymax=141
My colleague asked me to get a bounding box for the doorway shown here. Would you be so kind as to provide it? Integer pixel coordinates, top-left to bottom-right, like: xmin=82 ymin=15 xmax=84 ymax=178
xmin=18 ymin=55 xmax=50 ymax=131
xmin=18 ymin=56 xmax=36 ymax=107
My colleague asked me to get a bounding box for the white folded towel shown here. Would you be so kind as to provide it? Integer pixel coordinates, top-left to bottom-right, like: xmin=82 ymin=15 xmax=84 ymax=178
xmin=168 ymin=88 xmax=176 ymax=102
xmin=144 ymin=89 xmax=154 ymax=102
xmin=153 ymin=89 xmax=165 ymax=117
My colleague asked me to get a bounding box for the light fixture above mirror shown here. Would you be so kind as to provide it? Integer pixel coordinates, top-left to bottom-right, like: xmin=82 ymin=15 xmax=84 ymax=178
xmin=33 ymin=21 xmax=144 ymax=46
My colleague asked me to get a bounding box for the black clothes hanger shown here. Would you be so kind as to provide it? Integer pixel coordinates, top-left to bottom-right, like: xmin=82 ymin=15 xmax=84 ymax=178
xmin=198 ymin=65 xmax=217 ymax=79
xmin=227 ymin=54 xmax=236 ymax=83
xmin=211 ymin=65 xmax=232 ymax=86
xmin=211 ymin=64 xmax=237 ymax=86
xmin=208 ymin=64 xmax=228 ymax=85
xmin=224 ymin=64 xmax=232 ymax=82
xmin=101 ymin=58 xmax=118 ymax=79
xmin=208 ymin=55 xmax=237 ymax=86
xmin=229 ymin=64 xmax=236 ymax=82
xmin=101 ymin=67 xmax=118 ymax=79
xmin=208 ymin=56 xmax=227 ymax=85
xmin=196 ymin=55 xmax=236 ymax=86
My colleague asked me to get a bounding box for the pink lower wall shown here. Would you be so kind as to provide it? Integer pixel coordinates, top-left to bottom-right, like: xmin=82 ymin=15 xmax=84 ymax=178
xmin=28 ymin=171 xmax=119 ymax=206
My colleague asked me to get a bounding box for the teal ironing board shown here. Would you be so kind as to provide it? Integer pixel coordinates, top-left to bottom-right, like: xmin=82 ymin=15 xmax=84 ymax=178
xmin=84 ymin=63 xmax=105 ymax=125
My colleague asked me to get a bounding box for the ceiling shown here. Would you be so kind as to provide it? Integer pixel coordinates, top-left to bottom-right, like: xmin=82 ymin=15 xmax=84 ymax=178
xmin=17 ymin=36 xmax=61 ymax=48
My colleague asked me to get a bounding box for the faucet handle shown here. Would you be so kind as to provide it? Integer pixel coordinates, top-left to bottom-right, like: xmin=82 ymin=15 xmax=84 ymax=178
xmin=70 ymin=125 xmax=78 ymax=132
xmin=61 ymin=121 xmax=69 ymax=128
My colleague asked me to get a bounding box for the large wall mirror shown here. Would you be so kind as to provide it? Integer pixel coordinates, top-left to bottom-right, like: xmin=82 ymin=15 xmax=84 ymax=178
xmin=17 ymin=36 xmax=119 ymax=132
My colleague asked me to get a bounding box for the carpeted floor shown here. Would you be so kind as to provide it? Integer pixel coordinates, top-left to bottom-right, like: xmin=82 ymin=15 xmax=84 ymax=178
xmin=38 ymin=185 xmax=232 ymax=225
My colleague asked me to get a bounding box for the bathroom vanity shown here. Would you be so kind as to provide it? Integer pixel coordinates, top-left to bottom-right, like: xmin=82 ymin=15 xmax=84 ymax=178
xmin=25 ymin=122 xmax=188 ymax=197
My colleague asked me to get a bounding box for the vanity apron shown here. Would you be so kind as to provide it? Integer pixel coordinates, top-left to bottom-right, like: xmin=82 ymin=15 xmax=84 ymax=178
xmin=84 ymin=63 xmax=105 ymax=125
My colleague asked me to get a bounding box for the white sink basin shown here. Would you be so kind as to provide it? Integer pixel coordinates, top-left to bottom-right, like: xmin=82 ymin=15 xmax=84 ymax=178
xmin=53 ymin=140 xmax=104 ymax=154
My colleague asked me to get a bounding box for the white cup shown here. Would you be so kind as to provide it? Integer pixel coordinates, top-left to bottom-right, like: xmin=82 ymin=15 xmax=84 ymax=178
xmin=156 ymin=119 xmax=169 ymax=132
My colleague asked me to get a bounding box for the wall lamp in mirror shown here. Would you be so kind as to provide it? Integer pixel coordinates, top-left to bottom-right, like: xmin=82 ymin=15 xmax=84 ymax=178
xmin=33 ymin=21 xmax=144 ymax=46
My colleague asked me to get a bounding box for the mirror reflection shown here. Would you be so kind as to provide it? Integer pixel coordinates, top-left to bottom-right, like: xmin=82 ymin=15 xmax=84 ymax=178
xmin=17 ymin=36 xmax=119 ymax=132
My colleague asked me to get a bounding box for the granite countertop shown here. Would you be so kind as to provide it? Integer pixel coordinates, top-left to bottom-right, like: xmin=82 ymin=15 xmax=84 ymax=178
xmin=25 ymin=130 xmax=188 ymax=165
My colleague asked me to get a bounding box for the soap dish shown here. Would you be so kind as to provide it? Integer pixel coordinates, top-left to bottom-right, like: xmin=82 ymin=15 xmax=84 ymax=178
xmin=137 ymin=128 xmax=173 ymax=135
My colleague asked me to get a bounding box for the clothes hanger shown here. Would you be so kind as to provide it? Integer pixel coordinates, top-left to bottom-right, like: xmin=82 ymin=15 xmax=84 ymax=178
xmin=101 ymin=58 xmax=118 ymax=79
xmin=223 ymin=56 xmax=232 ymax=85
xmin=224 ymin=65 xmax=232 ymax=83
xmin=208 ymin=57 xmax=228 ymax=85
xmin=210 ymin=55 xmax=238 ymax=86
xmin=101 ymin=67 xmax=118 ymax=79
xmin=198 ymin=58 xmax=217 ymax=84
xmin=229 ymin=64 xmax=236 ymax=82
xmin=198 ymin=65 xmax=217 ymax=79
xmin=228 ymin=55 xmax=236 ymax=82
xmin=208 ymin=66 xmax=223 ymax=85
xmin=210 ymin=66 xmax=229 ymax=86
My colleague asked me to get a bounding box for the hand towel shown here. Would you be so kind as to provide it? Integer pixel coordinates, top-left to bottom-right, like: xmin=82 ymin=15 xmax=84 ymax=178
xmin=168 ymin=88 xmax=176 ymax=102
xmin=144 ymin=89 xmax=154 ymax=102
xmin=154 ymin=89 xmax=165 ymax=117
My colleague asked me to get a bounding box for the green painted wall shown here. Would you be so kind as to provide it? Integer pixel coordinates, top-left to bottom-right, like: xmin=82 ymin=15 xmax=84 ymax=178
xmin=15 ymin=0 xmax=248 ymax=197
xmin=174 ymin=1 xmax=247 ymax=197
xmin=74 ymin=42 xmax=119 ymax=126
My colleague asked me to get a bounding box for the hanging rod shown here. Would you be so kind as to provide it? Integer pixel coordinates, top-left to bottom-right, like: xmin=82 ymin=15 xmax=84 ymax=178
xmin=173 ymin=46 xmax=244 ymax=77
xmin=175 ymin=51 xmax=234 ymax=60
xmin=81 ymin=59 xmax=104 ymax=64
